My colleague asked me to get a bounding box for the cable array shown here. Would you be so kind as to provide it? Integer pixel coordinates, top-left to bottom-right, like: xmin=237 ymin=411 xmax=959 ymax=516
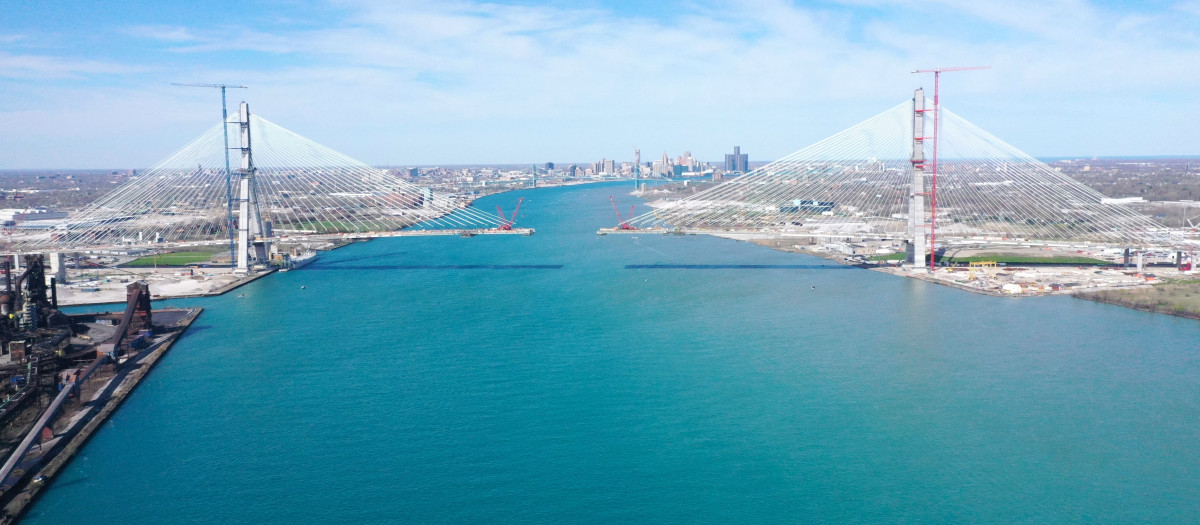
xmin=625 ymin=101 xmax=1180 ymax=247
xmin=13 ymin=114 xmax=502 ymax=251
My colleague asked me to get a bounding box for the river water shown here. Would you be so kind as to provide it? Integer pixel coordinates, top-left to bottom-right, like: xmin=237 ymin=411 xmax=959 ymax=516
xmin=27 ymin=182 xmax=1200 ymax=523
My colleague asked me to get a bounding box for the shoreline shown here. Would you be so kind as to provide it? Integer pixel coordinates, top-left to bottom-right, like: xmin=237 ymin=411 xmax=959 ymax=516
xmin=51 ymin=181 xmax=581 ymax=307
xmin=0 ymin=307 xmax=203 ymax=523
xmin=705 ymin=232 xmax=1184 ymax=303
xmin=57 ymin=268 xmax=278 ymax=307
xmin=1071 ymin=285 xmax=1200 ymax=321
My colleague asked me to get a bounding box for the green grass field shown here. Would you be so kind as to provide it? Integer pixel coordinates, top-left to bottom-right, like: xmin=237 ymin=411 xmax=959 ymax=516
xmin=942 ymin=253 xmax=1110 ymax=265
xmin=124 ymin=250 xmax=220 ymax=267
xmin=288 ymin=220 xmax=386 ymax=233
xmin=867 ymin=252 xmax=1109 ymax=265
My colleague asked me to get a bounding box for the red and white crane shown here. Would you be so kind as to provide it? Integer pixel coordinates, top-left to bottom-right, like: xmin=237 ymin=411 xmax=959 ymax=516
xmin=911 ymin=65 xmax=990 ymax=271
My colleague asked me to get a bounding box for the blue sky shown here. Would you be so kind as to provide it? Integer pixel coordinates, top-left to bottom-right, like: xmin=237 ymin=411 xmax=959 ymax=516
xmin=1 ymin=0 xmax=1197 ymax=168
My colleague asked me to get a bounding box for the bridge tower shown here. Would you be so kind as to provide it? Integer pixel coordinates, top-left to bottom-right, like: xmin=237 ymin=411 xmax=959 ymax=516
xmin=907 ymin=88 xmax=928 ymax=267
xmin=235 ymin=102 xmax=268 ymax=273
xmin=633 ymin=147 xmax=641 ymax=188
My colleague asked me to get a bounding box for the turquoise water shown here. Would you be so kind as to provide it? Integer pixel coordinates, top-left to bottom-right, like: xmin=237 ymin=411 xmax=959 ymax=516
xmin=26 ymin=182 xmax=1200 ymax=523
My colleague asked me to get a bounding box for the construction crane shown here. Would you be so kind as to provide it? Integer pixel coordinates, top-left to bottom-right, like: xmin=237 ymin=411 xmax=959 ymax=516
xmin=610 ymin=196 xmax=635 ymax=230
xmin=496 ymin=197 xmax=524 ymax=230
xmin=171 ymin=82 xmax=247 ymax=268
xmin=910 ymin=66 xmax=989 ymax=271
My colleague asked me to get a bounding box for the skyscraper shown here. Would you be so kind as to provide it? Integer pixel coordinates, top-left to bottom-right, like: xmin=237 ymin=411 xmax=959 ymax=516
xmin=724 ymin=146 xmax=748 ymax=173
xmin=634 ymin=148 xmax=641 ymax=179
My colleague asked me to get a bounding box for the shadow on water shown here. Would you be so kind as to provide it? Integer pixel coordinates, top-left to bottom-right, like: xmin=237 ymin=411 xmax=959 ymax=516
xmin=625 ymin=264 xmax=857 ymax=270
xmin=308 ymin=264 xmax=564 ymax=271
xmin=43 ymin=476 xmax=91 ymax=491
xmin=318 ymin=251 xmax=408 ymax=263
xmin=177 ymin=324 xmax=214 ymax=336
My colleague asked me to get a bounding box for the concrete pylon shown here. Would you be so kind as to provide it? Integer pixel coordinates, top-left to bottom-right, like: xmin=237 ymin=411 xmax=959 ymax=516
xmin=48 ymin=252 xmax=65 ymax=285
xmin=235 ymin=102 xmax=266 ymax=273
xmin=908 ymin=88 xmax=927 ymax=267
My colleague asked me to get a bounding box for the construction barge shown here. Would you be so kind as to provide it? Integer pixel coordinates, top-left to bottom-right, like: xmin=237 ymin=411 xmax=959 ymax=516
xmin=0 ymin=254 xmax=200 ymax=523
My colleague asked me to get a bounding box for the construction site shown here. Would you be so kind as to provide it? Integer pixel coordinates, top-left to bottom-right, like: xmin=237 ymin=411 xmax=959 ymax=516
xmin=727 ymin=233 xmax=1189 ymax=296
xmin=604 ymin=76 xmax=1199 ymax=298
xmin=1 ymin=101 xmax=528 ymax=277
xmin=0 ymin=98 xmax=537 ymax=308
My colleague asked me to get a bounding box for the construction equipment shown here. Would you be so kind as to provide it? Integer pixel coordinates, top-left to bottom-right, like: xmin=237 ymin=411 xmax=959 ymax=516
xmin=496 ymin=197 xmax=524 ymax=230
xmin=171 ymin=82 xmax=248 ymax=268
xmin=610 ymin=196 xmax=636 ymax=230
xmin=910 ymin=65 xmax=990 ymax=271
xmin=968 ymin=261 xmax=998 ymax=281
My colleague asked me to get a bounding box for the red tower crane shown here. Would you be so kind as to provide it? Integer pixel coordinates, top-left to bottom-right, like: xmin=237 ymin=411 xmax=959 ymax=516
xmin=496 ymin=197 xmax=524 ymax=230
xmin=911 ymin=65 xmax=990 ymax=271
xmin=1185 ymin=217 xmax=1199 ymax=271
xmin=610 ymin=196 xmax=635 ymax=230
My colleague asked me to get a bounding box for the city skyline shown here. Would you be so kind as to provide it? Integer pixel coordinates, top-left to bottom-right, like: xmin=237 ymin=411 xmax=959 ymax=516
xmin=1 ymin=0 xmax=1198 ymax=169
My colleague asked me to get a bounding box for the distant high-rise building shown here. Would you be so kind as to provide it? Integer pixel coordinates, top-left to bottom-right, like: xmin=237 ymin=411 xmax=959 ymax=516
xmin=594 ymin=158 xmax=616 ymax=174
xmin=634 ymin=148 xmax=641 ymax=179
xmin=677 ymin=151 xmax=698 ymax=172
xmin=724 ymin=146 xmax=748 ymax=173
xmin=655 ymin=152 xmax=674 ymax=176
xmin=545 ymin=162 xmax=554 ymax=170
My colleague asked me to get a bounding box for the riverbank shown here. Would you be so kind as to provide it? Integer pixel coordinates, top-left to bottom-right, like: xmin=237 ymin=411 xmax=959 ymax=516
xmin=706 ymin=232 xmax=1181 ymax=299
xmin=57 ymin=267 xmax=276 ymax=306
xmin=0 ymin=307 xmax=202 ymax=523
xmin=1072 ymin=280 xmax=1200 ymax=319
xmin=54 ymin=187 xmax=556 ymax=306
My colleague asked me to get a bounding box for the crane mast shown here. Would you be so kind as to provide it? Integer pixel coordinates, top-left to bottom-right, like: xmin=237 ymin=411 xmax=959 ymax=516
xmin=171 ymin=83 xmax=247 ymax=268
xmin=909 ymin=66 xmax=989 ymax=271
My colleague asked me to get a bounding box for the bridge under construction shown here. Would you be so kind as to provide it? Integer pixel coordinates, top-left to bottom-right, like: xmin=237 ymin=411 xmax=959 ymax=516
xmin=601 ymin=90 xmax=1193 ymax=262
xmin=6 ymin=102 xmax=530 ymax=269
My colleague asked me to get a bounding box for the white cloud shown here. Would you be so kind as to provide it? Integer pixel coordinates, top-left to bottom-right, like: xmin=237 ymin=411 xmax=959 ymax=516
xmin=1 ymin=0 xmax=1198 ymax=168
xmin=124 ymin=25 xmax=201 ymax=42
xmin=0 ymin=52 xmax=149 ymax=79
